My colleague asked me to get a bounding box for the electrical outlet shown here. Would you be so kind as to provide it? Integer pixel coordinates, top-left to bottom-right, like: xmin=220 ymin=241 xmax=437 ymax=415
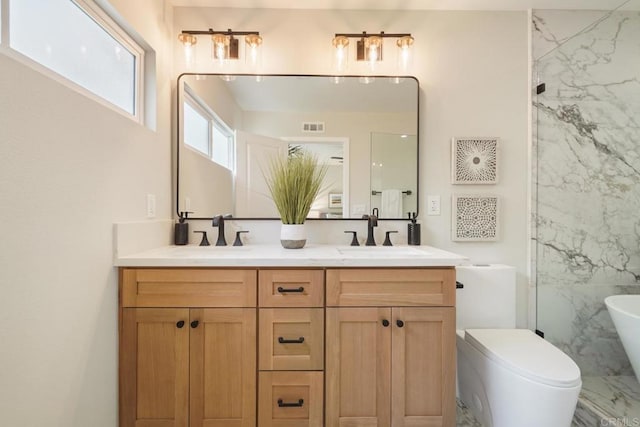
xmin=427 ymin=195 xmax=441 ymax=216
xmin=147 ymin=194 xmax=156 ymax=218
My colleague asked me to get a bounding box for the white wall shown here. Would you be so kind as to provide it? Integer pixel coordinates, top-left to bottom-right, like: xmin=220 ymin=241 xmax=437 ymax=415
xmin=174 ymin=8 xmax=529 ymax=326
xmin=0 ymin=1 xmax=173 ymax=425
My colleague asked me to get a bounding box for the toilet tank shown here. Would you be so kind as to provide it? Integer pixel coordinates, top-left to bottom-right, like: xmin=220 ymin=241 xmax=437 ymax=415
xmin=456 ymin=264 xmax=517 ymax=330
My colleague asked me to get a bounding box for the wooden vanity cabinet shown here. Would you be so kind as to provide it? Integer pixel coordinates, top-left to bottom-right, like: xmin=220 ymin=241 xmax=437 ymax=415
xmin=119 ymin=266 xmax=456 ymax=427
xmin=119 ymin=269 xmax=257 ymax=427
xmin=325 ymin=268 xmax=456 ymax=427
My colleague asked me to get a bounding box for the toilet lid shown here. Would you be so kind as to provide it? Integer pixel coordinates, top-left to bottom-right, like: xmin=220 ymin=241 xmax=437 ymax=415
xmin=464 ymin=329 xmax=581 ymax=388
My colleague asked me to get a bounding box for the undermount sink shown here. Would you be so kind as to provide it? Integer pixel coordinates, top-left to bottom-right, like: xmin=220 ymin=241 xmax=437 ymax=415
xmin=336 ymin=246 xmax=428 ymax=257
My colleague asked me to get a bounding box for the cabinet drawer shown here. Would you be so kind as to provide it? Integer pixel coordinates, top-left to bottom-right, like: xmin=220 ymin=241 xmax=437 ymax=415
xmin=326 ymin=268 xmax=455 ymax=307
xmin=259 ymin=371 xmax=323 ymax=427
xmin=259 ymin=308 xmax=324 ymax=370
xmin=259 ymin=270 xmax=324 ymax=307
xmin=121 ymin=268 xmax=257 ymax=307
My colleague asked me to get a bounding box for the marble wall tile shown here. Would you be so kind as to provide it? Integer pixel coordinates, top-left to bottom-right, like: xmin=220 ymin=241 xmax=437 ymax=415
xmin=533 ymin=10 xmax=640 ymax=376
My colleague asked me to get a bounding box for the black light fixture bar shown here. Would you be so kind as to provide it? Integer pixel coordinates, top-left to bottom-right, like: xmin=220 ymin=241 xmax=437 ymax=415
xmin=181 ymin=28 xmax=260 ymax=36
xmin=334 ymin=31 xmax=411 ymax=38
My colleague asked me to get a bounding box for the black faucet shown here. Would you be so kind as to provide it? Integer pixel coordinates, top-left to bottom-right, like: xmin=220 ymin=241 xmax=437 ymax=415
xmin=362 ymin=208 xmax=379 ymax=246
xmin=212 ymin=214 xmax=231 ymax=246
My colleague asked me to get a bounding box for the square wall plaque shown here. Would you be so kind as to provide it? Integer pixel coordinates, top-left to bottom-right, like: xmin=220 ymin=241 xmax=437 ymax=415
xmin=452 ymin=194 xmax=500 ymax=242
xmin=451 ymin=137 xmax=499 ymax=184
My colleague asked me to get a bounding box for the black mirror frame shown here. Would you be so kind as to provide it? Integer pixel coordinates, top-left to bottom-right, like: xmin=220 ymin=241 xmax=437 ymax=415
xmin=176 ymin=73 xmax=420 ymax=221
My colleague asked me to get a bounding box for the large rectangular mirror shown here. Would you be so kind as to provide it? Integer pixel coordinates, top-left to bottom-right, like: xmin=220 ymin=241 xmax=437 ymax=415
xmin=176 ymin=74 xmax=419 ymax=220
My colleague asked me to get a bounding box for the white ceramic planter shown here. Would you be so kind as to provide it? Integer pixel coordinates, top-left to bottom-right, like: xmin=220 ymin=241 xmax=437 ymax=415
xmin=280 ymin=223 xmax=306 ymax=249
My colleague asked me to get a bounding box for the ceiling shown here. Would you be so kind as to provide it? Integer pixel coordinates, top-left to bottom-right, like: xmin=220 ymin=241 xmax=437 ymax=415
xmin=170 ymin=0 xmax=633 ymax=11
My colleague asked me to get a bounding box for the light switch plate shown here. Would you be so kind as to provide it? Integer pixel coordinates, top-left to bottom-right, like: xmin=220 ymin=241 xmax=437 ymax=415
xmin=147 ymin=194 xmax=156 ymax=218
xmin=427 ymin=195 xmax=441 ymax=216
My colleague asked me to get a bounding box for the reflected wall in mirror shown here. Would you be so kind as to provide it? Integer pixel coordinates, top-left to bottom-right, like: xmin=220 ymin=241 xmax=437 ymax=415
xmin=370 ymin=132 xmax=418 ymax=218
xmin=177 ymin=74 xmax=419 ymax=219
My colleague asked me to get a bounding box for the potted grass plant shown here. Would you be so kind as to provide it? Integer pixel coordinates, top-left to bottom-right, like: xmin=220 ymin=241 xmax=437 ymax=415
xmin=265 ymin=150 xmax=327 ymax=249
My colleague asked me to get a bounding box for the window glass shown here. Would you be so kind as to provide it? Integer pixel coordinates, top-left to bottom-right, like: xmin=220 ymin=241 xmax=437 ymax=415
xmin=183 ymin=101 xmax=210 ymax=156
xmin=212 ymin=123 xmax=232 ymax=169
xmin=9 ymin=0 xmax=137 ymax=115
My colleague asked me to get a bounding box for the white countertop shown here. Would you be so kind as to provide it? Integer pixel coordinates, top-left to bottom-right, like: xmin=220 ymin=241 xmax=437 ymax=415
xmin=114 ymin=244 xmax=468 ymax=267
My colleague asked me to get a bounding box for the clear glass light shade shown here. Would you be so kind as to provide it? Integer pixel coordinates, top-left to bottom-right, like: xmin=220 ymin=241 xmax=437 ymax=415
xmin=396 ymin=35 xmax=414 ymax=73
xmin=178 ymin=34 xmax=197 ymax=68
xmin=332 ymin=36 xmax=349 ymax=73
xmin=212 ymin=34 xmax=230 ymax=64
xmin=245 ymin=34 xmax=262 ymax=68
xmin=364 ymin=36 xmax=382 ymax=71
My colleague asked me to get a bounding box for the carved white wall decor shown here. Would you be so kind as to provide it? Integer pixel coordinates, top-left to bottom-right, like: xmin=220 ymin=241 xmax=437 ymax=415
xmin=451 ymin=137 xmax=499 ymax=184
xmin=452 ymin=194 xmax=500 ymax=242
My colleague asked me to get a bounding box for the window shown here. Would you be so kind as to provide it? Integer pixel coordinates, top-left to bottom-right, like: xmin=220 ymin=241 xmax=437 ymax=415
xmin=184 ymin=101 xmax=210 ymax=156
xmin=6 ymin=0 xmax=144 ymax=118
xmin=183 ymin=85 xmax=234 ymax=170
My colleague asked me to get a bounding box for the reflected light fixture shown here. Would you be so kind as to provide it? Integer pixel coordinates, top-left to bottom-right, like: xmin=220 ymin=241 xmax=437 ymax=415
xmin=178 ymin=29 xmax=262 ymax=67
xmin=332 ymin=31 xmax=414 ymax=73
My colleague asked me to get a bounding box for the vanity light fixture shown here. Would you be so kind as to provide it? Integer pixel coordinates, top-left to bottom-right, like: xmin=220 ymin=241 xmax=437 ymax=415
xmin=178 ymin=29 xmax=262 ymax=66
xmin=332 ymin=32 xmax=414 ymax=72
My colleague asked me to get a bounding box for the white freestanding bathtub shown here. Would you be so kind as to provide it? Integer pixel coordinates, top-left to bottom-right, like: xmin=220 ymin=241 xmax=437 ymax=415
xmin=605 ymin=295 xmax=640 ymax=383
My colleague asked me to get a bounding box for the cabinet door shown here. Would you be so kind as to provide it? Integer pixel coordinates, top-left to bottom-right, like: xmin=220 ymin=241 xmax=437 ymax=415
xmin=391 ymin=308 xmax=455 ymax=427
xmin=325 ymin=308 xmax=391 ymax=427
xmin=120 ymin=308 xmax=189 ymax=427
xmin=190 ymin=308 xmax=257 ymax=427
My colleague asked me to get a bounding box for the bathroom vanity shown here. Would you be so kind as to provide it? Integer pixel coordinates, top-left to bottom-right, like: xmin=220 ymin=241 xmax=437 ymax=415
xmin=116 ymin=245 xmax=466 ymax=427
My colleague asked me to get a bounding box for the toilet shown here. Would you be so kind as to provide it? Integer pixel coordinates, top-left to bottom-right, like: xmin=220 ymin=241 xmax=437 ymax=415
xmin=456 ymin=265 xmax=581 ymax=427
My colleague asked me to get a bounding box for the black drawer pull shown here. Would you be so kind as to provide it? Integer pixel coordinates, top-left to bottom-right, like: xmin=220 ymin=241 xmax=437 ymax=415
xmin=277 ymin=398 xmax=304 ymax=408
xmin=382 ymin=319 xmax=390 ymax=327
xmin=396 ymin=319 xmax=404 ymax=328
xmin=190 ymin=320 xmax=199 ymax=328
xmin=176 ymin=320 xmax=185 ymax=328
xmin=277 ymin=286 xmax=305 ymax=293
xmin=278 ymin=336 xmax=305 ymax=344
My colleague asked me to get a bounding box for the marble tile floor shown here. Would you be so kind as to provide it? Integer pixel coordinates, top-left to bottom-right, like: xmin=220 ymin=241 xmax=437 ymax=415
xmin=457 ymin=376 xmax=640 ymax=426
xmin=573 ymin=376 xmax=640 ymax=427
xmin=457 ymin=399 xmax=482 ymax=427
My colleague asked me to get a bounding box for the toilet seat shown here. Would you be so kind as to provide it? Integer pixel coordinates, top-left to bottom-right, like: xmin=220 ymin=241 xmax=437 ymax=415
xmin=464 ymin=329 xmax=581 ymax=388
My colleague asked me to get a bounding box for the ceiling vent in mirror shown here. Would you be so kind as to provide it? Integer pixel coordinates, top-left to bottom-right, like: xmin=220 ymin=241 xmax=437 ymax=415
xmin=302 ymin=122 xmax=325 ymax=133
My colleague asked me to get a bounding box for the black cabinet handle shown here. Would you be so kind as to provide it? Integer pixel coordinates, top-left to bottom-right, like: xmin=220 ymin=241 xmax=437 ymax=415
xmin=456 ymin=281 xmax=464 ymax=289
xmin=277 ymin=286 xmax=305 ymax=293
xmin=396 ymin=319 xmax=404 ymax=328
xmin=382 ymin=319 xmax=390 ymax=327
xmin=278 ymin=337 xmax=305 ymax=344
xmin=176 ymin=320 xmax=185 ymax=328
xmin=277 ymin=398 xmax=304 ymax=408
xmin=190 ymin=320 xmax=199 ymax=328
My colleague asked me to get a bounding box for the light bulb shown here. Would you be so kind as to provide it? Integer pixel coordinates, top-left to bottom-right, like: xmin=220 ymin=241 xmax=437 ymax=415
xmin=178 ymin=33 xmax=197 ymax=68
xmin=364 ymin=36 xmax=382 ymax=71
xmin=332 ymin=36 xmax=349 ymax=73
xmin=212 ymin=34 xmax=229 ymax=64
xmin=396 ymin=35 xmax=414 ymax=73
xmin=245 ymin=34 xmax=262 ymax=68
